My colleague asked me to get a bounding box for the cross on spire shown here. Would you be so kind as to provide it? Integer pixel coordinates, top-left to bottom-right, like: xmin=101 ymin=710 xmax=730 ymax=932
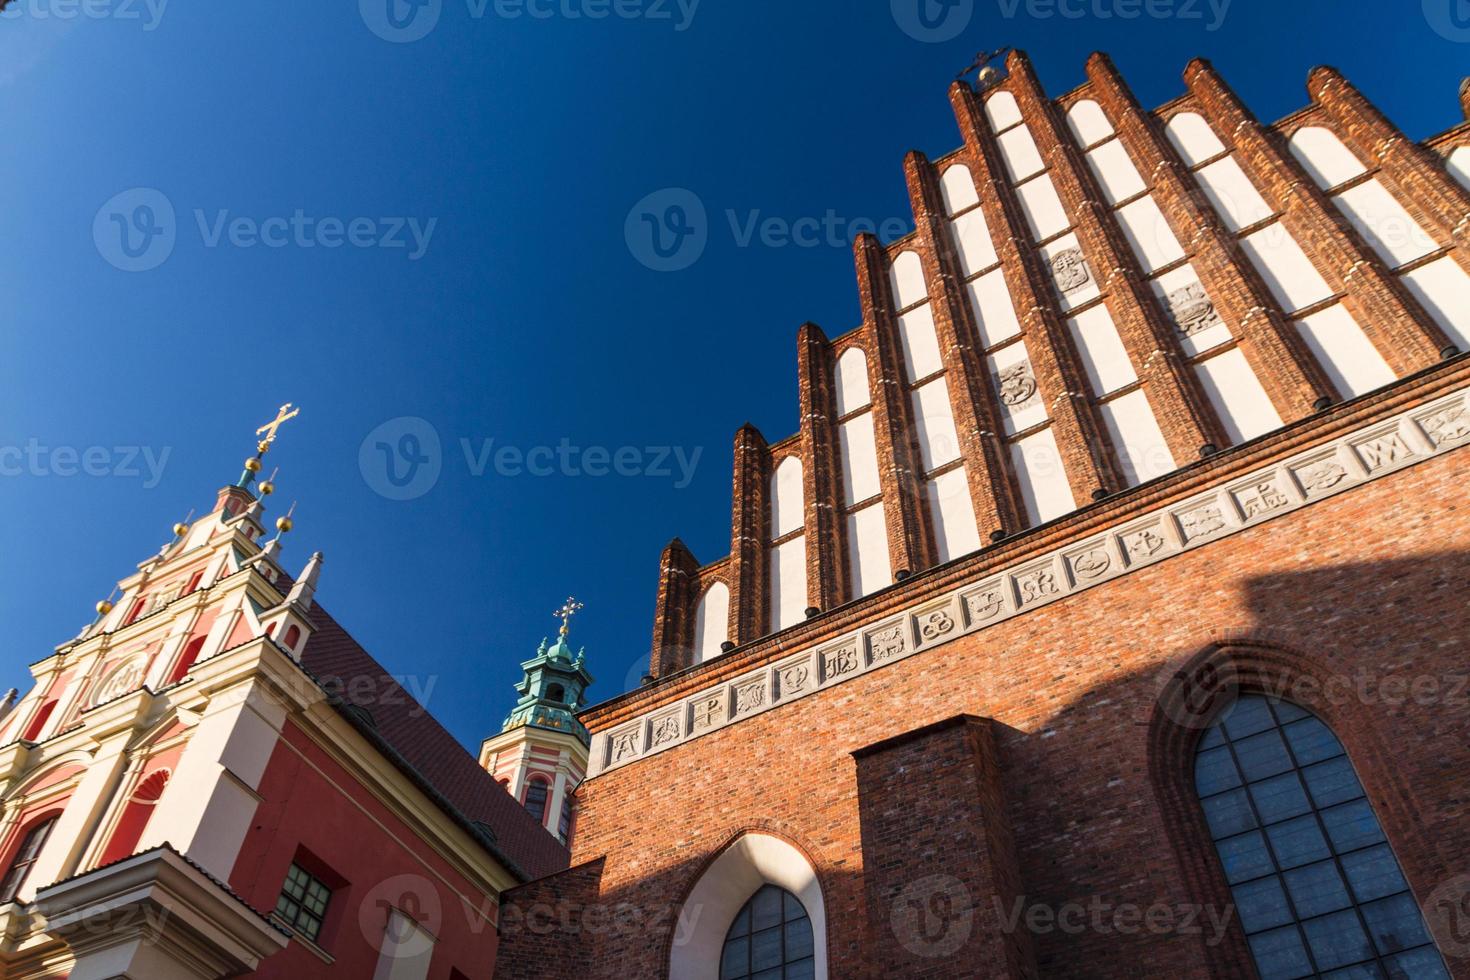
xmin=554 ymin=596 xmax=584 ymax=636
xmin=255 ymin=403 xmax=301 ymax=453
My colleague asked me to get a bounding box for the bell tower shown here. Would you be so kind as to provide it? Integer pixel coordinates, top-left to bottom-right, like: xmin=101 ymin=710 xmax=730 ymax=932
xmin=479 ymin=598 xmax=594 ymax=845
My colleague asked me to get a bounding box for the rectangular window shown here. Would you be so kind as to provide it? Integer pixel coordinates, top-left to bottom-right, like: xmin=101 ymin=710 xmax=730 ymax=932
xmin=275 ymin=862 xmax=333 ymax=942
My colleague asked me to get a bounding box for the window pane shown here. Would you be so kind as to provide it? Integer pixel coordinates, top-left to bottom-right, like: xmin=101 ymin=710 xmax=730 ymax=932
xmin=1271 ymin=700 xmax=1311 ymax=723
xmin=1303 ymin=757 xmax=1365 ymax=809
xmin=1196 ymin=746 xmax=1242 ymax=795
xmin=752 ymin=888 xmax=783 ymax=931
xmin=1302 ymin=909 xmax=1373 ymax=970
xmin=720 ymin=937 xmax=748 ymax=979
xmin=1202 ymin=788 xmax=1257 ymax=838
xmin=1248 ymin=925 xmax=1314 ymax=979
xmin=785 ymin=960 xmax=816 ymax=980
xmin=750 ymin=927 xmax=782 ymax=971
xmin=1361 ymin=894 xmax=1430 ymax=955
xmin=751 ymin=969 xmax=782 ymax=980
xmin=784 ymin=918 xmax=813 ymax=960
xmin=1234 ymin=876 xmax=1295 ymax=933
xmin=1321 ymin=800 xmax=1386 ymax=853
xmin=1341 ymin=845 xmax=1408 ymax=903
xmin=782 ymin=892 xmax=804 ymax=921
xmin=1267 ymin=816 xmax=1331 ymax=871
xmin=728 ymin=905 xmax=751 ymax=939
xmin=1283 ymin=717 xmax=1345 ymax=765
xmin=1223 ymin=696 xmax=1276 ymax=740
xmin=1385 ymin=948 xmax=1450 ymax=979
xmin=1322 ymin=964 xmax=1384 ymax=980
xmin=1249 ymin=772 xmax=1312 ymax=825
xmin=1283 ymin=860 xmax=1352 ymax=919
xmin=1217 ymin=831 xmax=1275 ymax=884
xmin=1235 ymin=730 xmax=1295 ymax=782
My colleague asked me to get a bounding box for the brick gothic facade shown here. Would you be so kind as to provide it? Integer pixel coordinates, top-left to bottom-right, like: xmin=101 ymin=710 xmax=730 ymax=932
xmin=494 ymin=52 xmax=1470 ymax=978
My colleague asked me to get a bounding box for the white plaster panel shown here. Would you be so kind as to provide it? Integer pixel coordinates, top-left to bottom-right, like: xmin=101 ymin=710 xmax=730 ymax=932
xmin=1116 ymin=195 xmax=1185 ymax=272
xmin=1086 ymin=139 xmax=1146 ymax=205
xmin=928 ymin=468 xmax=982 ymax=563
xmin=1239 ymin=225 xmax=1334 ymax=313
xmin=769 ymin=536 xmax=807 ymax=631
xmin=1041 ymin=233 xmax=1100 ymax=310
xmin=988 ymin=341 xmax=1048 ymax=435
xmin=1010 ymin=428 xmax=1077 ymax=525
xmin=898 ymin=303 xmax=944 ymax=381
xmin=952 ymin=208 xmax=998 ymax=276
xmin=1449 ymin=147 xmax=1470 ymax=191
xmin=1067 ymin=304 xmax=1136 ymax=395
xmin=966 ymin=267 xmax=1023 ymax=347
xmin=1151 ymin=263 xmax=1234 ymax=356
xmin=1066 ymin=99 xmax=1114 ymax=146
xmin=998 ymin=124 xmax=1046 ymax=182
xmin=940 ymin=163 xmax=980 ymax=215
xmin=1195 ymin=156 xmax=1274 ymax=231
xmin=846 ymin=504 xmax=892 ymax=599
xmin=834 ymin=347 xmax=871 ymax=416
xmin=372 ymin=910 xmax=436 ymax=980
xmin=1100 ymin=389 xmax=1177 ymax=486
xmin=911 ymin=376 xmax=962 ymax=471
xmin=889 ymin=250 xmax=928 ymax=309
xmin=694 ymin=582 xmax=730 ymax=664
xmin=1332 ymin=179 xmax=1437 ymax=267
xmin=1166 ymin=111 xmax=1227 ymax=167
xmin=985 ymin=90 xmax=1023 ymax=132
xmin=1401 ymin=256 xmax=1470 ymax=350
xmin=1195 ymin=348 xmax=1284 ymax=444
xmin=1016 ymin=174 xmax=1070 ymax=241
xmin=1289 ymin=126 xmax=1368 ymax=189
xmin=1295 ymin=305 xmax=1396 ymax=399
xmin=838 ymin=414 xmax=881 ymax=505
xmin=771 ymin=456 xmax=805 ymax=539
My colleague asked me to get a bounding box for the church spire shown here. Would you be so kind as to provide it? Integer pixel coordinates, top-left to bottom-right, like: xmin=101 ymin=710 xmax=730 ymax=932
xmin=499 ymin=597 xmax=595 ymax=742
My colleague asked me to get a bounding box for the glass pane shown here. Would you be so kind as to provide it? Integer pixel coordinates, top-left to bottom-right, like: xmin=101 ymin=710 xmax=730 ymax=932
xmin=1202 ymin=788 xmax=1258 ymax=839
xmin=1283 ymin=860 xmax=1352 ymax=919
xmin=782 ymin=891 xmax=805 ymax=922
xmin=1385 ymin=948 xmax=1449 ymax=979
xmin=1223 ymin=696 xmax=1276 ymax=740
xmin=1322 ymin=964 xmax=1384 ymax=980
xmin=1303 ymin=757 xmax=1365 ymax=809
xmin=1341 ymin=845 xmax=1408 ymax=903
xmin=784 ymin=918 xmax=814 ymax=960
xmin=1199 ymin=725 xmax=1226 ymax=750
xmin=1248 ymin=925 xmax=1314 ymax=979
xmin=1234 ymin=876 xmax=1295 ymax=933
xmin=1250 ymin=772 xmax=1312 ymax=825
xmin=1267 ymin=815 xmax=1332 ymax=870
xmin=752 ymin=887 xmax=783 ymax=931
xmin=1234 ymin=730 xmax=1294 ymax=782
xmin=1217 ymin=831 xmax=1275 ymax=884
xmin=750 ymin=927 xmax=782 ymax=971
xmin=1302 ymin=909 xmax=1373 ymax=971
xmin=751 ymin=970 xmax=782 ymax=980
xmin=720 ymin=937 xmax=748 ymax=980
xmin=1196 ymin=746 xmax=1242 ymax=795
xmin=1283 ymin=717 xmax=1345 ymax=765
xmin=785 ymin=960 xmax=816 ymax=980
xmin=728 ymin=905 xmax=751 ymax=939
xmin=1321 ymin=800 xmax=1386 ymax=854
xmin=1361 ymin=894 xmax=1430 ymax=955
xmin=1271 ymin=700 xmax=1310 ymax=723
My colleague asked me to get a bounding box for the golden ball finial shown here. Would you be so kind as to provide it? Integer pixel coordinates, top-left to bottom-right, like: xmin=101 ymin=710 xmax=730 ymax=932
xmin=96 ymin=599 xmax=114 ymax=616
xmin=173 ymin=522 xmax=189 ymax=537
xmin=245 ymin=457 xmax=263 ymax=473
xmin=276 ymin=516 xmax=294 ymax=533
xmin=258 ymin=481 xmax=275 ymax=496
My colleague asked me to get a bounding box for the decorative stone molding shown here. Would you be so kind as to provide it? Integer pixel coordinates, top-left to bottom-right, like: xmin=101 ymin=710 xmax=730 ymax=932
xmin=588 ymin=385 xmax=1469 ymax=777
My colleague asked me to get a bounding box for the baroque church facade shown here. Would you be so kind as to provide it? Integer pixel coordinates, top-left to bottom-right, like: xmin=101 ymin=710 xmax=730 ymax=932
xmin=0 ymin=47 xmax=1467 ymax=980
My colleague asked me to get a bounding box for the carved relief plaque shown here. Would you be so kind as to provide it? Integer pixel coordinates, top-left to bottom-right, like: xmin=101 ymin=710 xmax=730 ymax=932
xmin=868 ymin=625 xmax=906 ymax=664
xmin=1165 ymin=281 xmax=1222 ymax=337
xmin=1050 ymin=247 xmax=1091 ymax=294
xmin=999 ymin=362 xmax=1039 ymax=407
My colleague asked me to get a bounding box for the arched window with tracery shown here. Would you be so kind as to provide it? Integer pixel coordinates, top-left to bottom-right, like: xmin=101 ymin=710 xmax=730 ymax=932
xmin=1194 ymin=695 xmax=1447 ymax=978
xmin=720 ymin=885 xmax=814 ymax=980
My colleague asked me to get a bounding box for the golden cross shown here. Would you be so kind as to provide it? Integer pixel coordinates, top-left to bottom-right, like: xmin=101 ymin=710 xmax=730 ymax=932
xmin=255 ymin=403 xmax=301 ymax=448
xmin=554 ymin=597 xmax=584 ymax=636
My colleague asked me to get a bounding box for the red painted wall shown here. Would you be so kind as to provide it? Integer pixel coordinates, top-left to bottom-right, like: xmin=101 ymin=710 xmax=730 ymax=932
xmin=230 ymin=722 xmax=502 ymax=980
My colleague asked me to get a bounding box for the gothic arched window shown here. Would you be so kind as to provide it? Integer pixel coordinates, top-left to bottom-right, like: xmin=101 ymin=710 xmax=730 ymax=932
xmin=523 ymin=779 xmax=549 ymax=824
xmin=719 ymin=885 xmax=814 ymax=980
xmin=1194 ymin=695 xmax=1448 ymax=978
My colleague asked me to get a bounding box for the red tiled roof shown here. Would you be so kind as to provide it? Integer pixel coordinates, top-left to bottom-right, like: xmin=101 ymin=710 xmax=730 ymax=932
xmin=297 ymin=604 xmax=570 ymax=882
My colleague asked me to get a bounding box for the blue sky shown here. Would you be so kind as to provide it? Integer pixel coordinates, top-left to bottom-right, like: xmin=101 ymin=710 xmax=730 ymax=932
xmin=1 ymin=0 xmax=1465 ymax=750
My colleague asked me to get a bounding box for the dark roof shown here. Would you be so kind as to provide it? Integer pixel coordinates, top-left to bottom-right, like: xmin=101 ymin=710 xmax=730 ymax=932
xmin=296 ymin=603 xmax=570 ymax=882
